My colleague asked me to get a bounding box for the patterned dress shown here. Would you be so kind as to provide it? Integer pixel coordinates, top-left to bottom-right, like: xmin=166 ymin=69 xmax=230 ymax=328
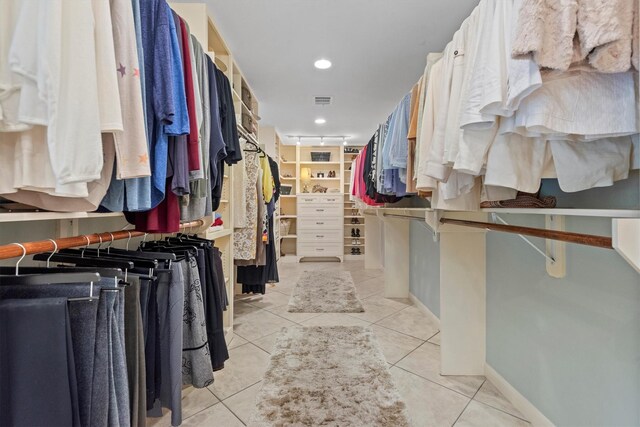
xmin=234 ymin=151 xmax=259 ymax=260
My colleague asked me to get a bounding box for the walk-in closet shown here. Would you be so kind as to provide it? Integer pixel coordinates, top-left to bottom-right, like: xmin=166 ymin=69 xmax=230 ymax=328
xmin=1 ymin=0 xmax=639 ymax=426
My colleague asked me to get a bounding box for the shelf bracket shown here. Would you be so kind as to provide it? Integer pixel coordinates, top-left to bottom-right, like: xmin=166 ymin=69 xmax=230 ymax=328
xmin=492 ymin=214 xmax=566 ymax=278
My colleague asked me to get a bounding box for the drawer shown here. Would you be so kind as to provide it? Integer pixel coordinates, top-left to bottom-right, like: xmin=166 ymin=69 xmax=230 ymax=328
xmin=298 ymin=204 xmax=342 ymax=217
xmin=298 ymin=195 xmax=342 ymax=205
xmin=298 ymin=229 xmax=342 ymax=243
xmin=297 ymin=242 xmax=343 ymax=257
xmin=298 ymin=216 xmax=343 ymax=230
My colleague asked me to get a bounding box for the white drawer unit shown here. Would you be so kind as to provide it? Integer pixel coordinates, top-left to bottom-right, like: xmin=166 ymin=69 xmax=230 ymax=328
xmin=298 ymin=217 xmax=343 ymax=230
xmin=297 ymin=194 xmax=344 ymax=262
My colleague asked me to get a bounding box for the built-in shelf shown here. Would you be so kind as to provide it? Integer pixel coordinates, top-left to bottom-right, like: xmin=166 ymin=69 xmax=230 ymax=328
xmin=344 ymin=216 xmax=364 ymax=218
xmin=481 ymin=208 xmax=640 ymax=218
xmin=280 ymin=215 xmax=297 ymax=218
xmin=281 ymin=161 xmax=296 ymax=164
xmin=280 ymin=195 xmax=297 ymax=198
xmin=280 ymin=176 xmax=296 ymax=180
xmin=299 ymin=161 xmax=341 ymax=165
xmin=202 ymin=228 xmax=233 ymax=240
xmin=310 ymin=177 xmax=340 ymax=181
xmin=282 ymin=235 xmax=297 ymax=239
xmin=0 ymin=211 xmax=124 ymax=223
xmin=220 ymin=199 xmax=229 ymax=203
xmin=344 ymin=244 xmax=365 ymax=247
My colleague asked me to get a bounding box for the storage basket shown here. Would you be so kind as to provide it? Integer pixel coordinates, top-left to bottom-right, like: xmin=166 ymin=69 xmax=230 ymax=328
xmin=281 ymin=185 xmax=292 ymax=195
xmin=310 ymin=152 xmax=331 ymax=162
xmin=280 ymin=219 xmax=291 ymax=237
xmin=241 ymin=86 xmax=252 ymax=108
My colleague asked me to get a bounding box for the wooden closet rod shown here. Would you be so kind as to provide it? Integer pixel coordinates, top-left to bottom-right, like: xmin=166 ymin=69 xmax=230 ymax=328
xmin=440 ymin=218 xmax=613 ymax=249
xmin=0 ymin=219 xmax=207 ymax=260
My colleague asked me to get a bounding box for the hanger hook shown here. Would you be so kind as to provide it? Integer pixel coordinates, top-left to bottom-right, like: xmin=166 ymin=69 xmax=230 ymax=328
xmin=46 ymin=239 xmax=58 ymax=268
xmin=11 ymin=243 xmax=26 ymax=275
xmin=106 ymin=232 xmax=115 ymax=253
xmin=96 ymin=234 xmax=103 ymax=257
xmin=81 ymin=235 xmax=90 ymax=258
xmin=143 ymin=233 xmax=148 ymax=243
xmin=126 ymin=231 xmax=132 ymax=251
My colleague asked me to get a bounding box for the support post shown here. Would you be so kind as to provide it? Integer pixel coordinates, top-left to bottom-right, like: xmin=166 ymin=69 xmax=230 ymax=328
xmin=382 ymin=217 xmax=410 ymax=298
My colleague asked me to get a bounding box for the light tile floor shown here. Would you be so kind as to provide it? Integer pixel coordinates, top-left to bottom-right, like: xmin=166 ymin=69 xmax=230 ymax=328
xmin=148 ymin=261 xmax=529 ymax=426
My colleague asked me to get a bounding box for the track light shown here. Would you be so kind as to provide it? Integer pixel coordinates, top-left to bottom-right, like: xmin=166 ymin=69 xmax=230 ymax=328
xmin=342 ymin=138 xmax=347 ymax=146
xmin=320 ymin=137 xmax=325 ymax=146
xmin=297 ymin=137 xmax=301 ymax=146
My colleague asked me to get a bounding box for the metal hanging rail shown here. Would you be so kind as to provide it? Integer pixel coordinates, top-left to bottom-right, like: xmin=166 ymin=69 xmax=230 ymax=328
xmin=440 ymin=218 xmax=613 ymax=249
xmin=0 ymin=219 xmax=207 ymax=260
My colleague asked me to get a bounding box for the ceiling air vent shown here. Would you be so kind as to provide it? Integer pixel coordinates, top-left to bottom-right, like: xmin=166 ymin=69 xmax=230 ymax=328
xmin=314 ymin=96 xmax=332 ymax=106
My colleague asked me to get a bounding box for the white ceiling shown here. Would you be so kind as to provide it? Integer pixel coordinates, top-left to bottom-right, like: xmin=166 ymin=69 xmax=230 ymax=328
xmin=199 ymin=0 xmax=477 ymax=146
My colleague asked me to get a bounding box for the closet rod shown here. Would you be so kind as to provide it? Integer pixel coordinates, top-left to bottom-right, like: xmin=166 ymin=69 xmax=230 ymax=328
xmin=0 ymin=219 xmax=206 ymax=260
xmin=382 ymin=213 xmax=425 ymax=221
xmin=440 ymin=218 xmax=613 ymax=249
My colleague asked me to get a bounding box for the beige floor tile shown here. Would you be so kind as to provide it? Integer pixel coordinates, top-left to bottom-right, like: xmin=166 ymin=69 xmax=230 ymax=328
xmin=266 ymin=303 xmax=322 ymax=324
xmin=267 ymin=279 xmax=295 ymax=295
xmin=300 ymin=313 xmax=371 ymax=327
xmin=428 ymin=331 xmax=441 ymax=345
xmin=241 ymin=290 xmax=291 ymax=310
xmin=355 ymin=277 xmax=385 ymax=298
xmin=474 ymin=381 xmax=525 ymax=420
xmin=233 ymin=309 xmax=296 ymax=341
xmin=370 ymin=324 xmax=424 ymax=364
xmin=181 ymin=387 xmax=219 ymax=419
xmin=208 ymin=343 xmax=271 ymax=400
xmin=181 ymin=402 xmax=244 ymax=427
xmin=348 ymin=294 xmax=412 ymax=323
xmin=455 ymin=400 xmax=530 ymax=427
xmin=396 ymin=343 xmax=484 ymax=398
xmin=390 ymin=366 xmax=470 ymax=427
xmin=251 ymin=331 xmax=280 ymax=354
xmin=223 ymin=381 xmax=263 ymax=424
xmin=375 ymin=306 xmax=439 ymax=340
xmin=226 ymin=333 xmax=249 ymax=350
xmin=233 ymin=301 xmax=262 ymax=319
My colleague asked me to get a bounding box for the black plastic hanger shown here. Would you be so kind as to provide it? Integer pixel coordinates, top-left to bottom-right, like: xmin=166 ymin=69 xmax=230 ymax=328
xmin=32 ymin=252 xmax=135 ymax=270
xmin=0 ymin=266 xmax=123 ymax=280
xmin=63 ymin=248 xmax=159 ymax=269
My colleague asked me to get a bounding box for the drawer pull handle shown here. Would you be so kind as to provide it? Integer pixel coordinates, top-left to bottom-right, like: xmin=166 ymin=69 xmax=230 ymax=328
xmin=316 ymin=235 xmax=324 ymax=238
xmin=316 ymin=222 xmax=324 ymax=225
xmin=316 ymin=209 xmax=324 ymax=212
xmin=317 ymin=248 xmax=324 ymax=251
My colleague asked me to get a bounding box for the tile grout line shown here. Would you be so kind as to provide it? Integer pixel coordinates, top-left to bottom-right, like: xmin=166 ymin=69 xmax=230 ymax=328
xmin=471 ymin=393 xmax=531 ymax=423
xmin=392 ymin=364 xmax=483 ymax=401
xmin=218 ymin=399 xmax=249 ymax=427
xmin=372 ymin=320 xmax=434 ymax=342
xmin=212 ymin=378 xmax=262 ymax=404
xmin=451 ymin=379 xmax=486 ymax=426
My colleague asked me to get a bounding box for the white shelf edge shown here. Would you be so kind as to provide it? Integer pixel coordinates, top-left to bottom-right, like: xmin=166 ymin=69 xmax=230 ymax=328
xmin=0 ymin=211 xmax=124 ymax=223
xmin=480 ymin=208 xmax=640 ymax=218
xmin=202 ymin=228 xmax=233 ymax=240
xmin=282 ymin=235 xmax=297 ymax=239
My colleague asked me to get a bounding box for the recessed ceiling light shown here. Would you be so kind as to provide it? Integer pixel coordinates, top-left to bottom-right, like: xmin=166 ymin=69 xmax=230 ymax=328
xmin=314 ymin=59 xmax=332 ymax=70
xmin=315 ymin=118 xmax=326 ymax=125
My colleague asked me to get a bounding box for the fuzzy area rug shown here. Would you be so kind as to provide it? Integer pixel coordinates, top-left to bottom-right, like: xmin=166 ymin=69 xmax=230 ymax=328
xmin=287 ymin=270 xmax=364 ymax=313
xmin=250 ymin=326 xmax=410 ymax=427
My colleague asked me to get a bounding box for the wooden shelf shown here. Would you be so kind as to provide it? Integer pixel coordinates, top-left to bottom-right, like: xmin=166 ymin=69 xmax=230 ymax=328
xmin=0 ymin=211 xmax=124 ymax=223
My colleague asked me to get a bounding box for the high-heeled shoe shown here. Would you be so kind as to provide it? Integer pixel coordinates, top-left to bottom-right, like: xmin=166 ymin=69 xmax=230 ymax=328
xmin=355 ymin=228 xmax=360 ymax=237
xmin=351 ymin=228 xmax=356 ymax=237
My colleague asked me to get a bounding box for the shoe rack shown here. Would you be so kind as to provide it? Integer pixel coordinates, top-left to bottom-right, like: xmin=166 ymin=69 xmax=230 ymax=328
xmin=343 ymin=149 xmax=365 ymax=260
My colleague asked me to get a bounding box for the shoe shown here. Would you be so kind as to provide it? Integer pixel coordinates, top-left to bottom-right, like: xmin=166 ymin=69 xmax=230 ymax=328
xmin=351 ymin=248 xmax=356 ymax=255
xmin=355 ymin=228 xmax=360 ymax=237
xmin=352 ymin=238 xmax=356 ymax=245
xmin=356 ymin=238 xmax=360 ymax=245
xmin=351 ymin=228 xmax=356 ymax=237
xmin=354 ymin=218 xmax=360 ymax=224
